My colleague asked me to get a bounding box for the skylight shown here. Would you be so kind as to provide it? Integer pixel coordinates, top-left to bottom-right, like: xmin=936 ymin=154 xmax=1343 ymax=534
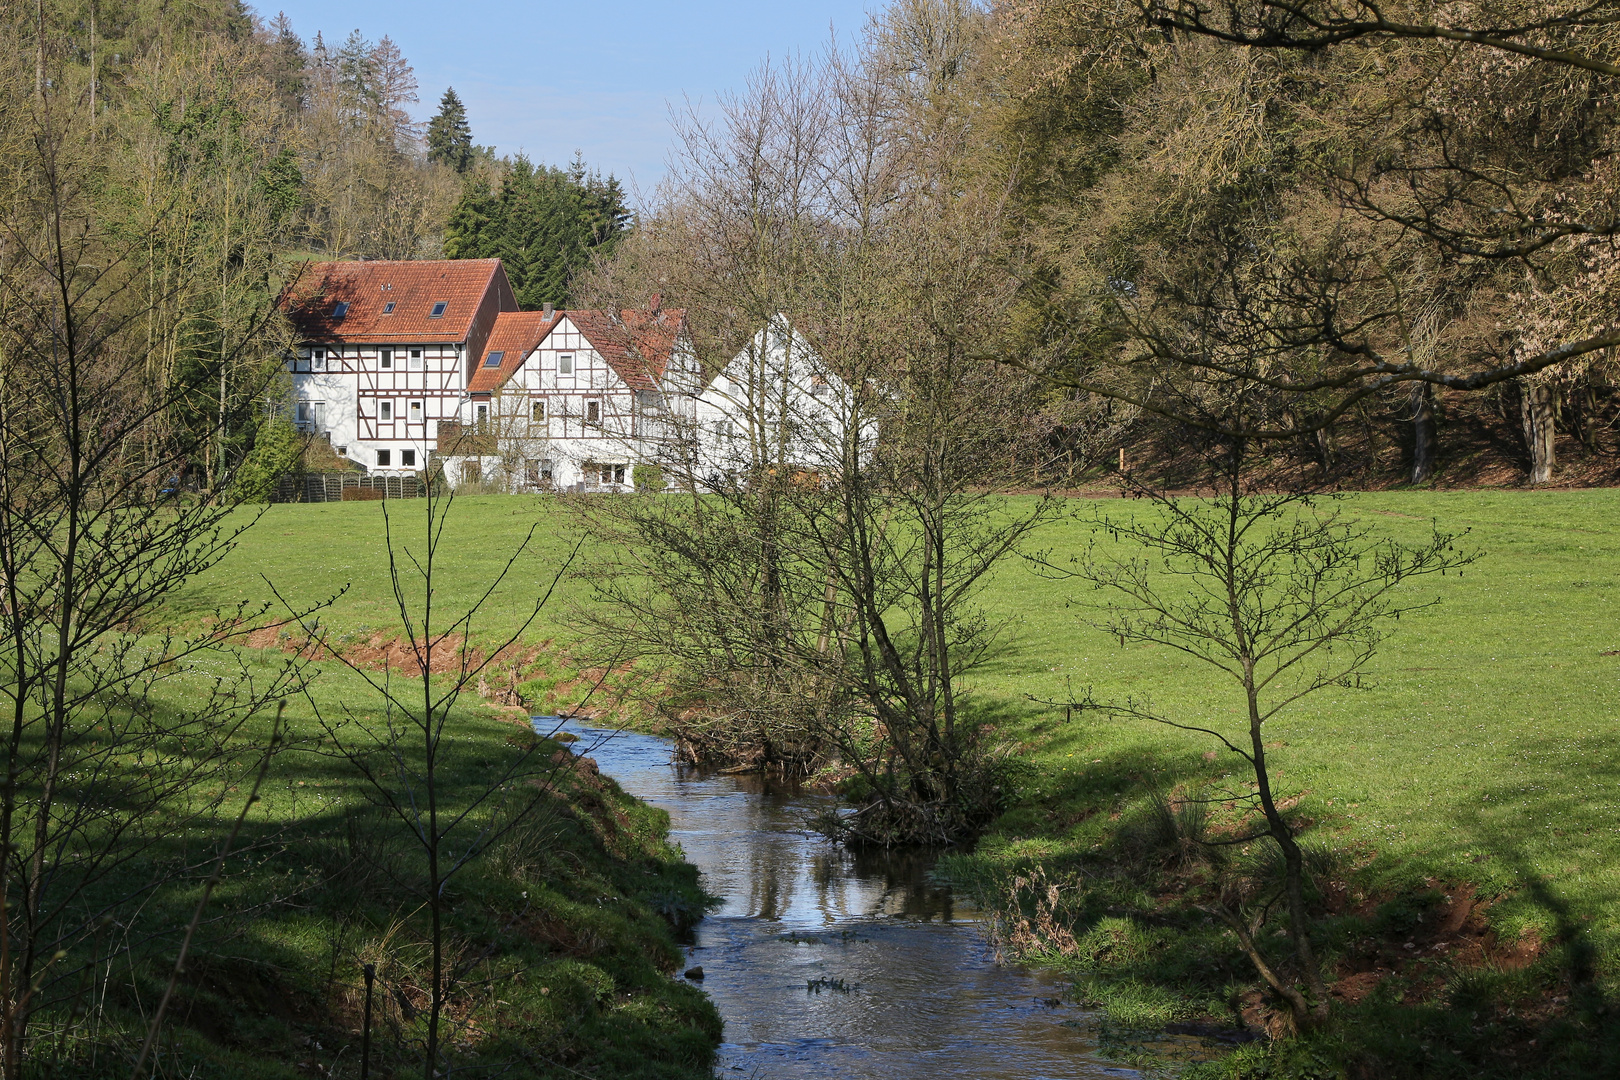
xmin=484 ymin=351 xmax=505 ymax=368
xmin=382 ymin=301 xmax=396 ymax=314
xmin=331 ymin=301 xmax=349 ymax=319
xmin=430 ymin=301 xmax=447 ymax=318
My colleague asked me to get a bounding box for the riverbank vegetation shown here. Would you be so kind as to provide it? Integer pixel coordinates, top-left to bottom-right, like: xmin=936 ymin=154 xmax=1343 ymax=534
xmin=183 ymin=488 xmax=1620 ymax=1075
xmin=39 ymin=652 xmax=721 ymax=1080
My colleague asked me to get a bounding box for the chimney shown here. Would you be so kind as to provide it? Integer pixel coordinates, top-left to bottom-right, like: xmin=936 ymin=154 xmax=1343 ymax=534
xmin=648 ymin=292 xmax=662 ymax=314
xmin=543 ymin=302 xmax=555 ymax=318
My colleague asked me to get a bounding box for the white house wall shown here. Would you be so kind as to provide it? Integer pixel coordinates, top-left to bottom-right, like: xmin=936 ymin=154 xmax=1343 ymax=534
xmin=445 ymin=317 xmax=661 ymax=492
xmin=292 ymin=313 xmax=712 ymax=490
xmin=690 ymin=321 xmax=866 ymax=484
xmin=291 ymin=342 xmax=466 ymax=474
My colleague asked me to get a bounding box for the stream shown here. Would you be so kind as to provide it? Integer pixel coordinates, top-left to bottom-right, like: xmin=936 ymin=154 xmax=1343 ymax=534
xmin=547 ymin=718 xmax=1137 ymax=1079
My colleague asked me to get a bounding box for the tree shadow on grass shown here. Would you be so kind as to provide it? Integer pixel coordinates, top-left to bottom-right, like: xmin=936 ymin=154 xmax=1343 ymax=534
xmin=23 ymin=696 xmax=717 ymax=1080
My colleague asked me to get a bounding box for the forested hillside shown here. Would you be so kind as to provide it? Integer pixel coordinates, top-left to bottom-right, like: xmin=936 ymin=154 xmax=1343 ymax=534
xmin=589 ymin=0 xmax=1620 ymax=491
xmin=0 ymin=0 xmax=627 ymax=493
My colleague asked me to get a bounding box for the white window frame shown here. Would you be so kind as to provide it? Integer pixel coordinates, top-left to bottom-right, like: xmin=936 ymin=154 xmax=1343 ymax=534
xmin=558 ymin=353 xmax=574 ymax=375
xmin=409 ymin=400 xmax=423 ymax=422
xmin=409 ymin=349 xmax=424 ymax=371
xmin=380 ymin=349 xmax=393 ymax=370
xmin=379 ymin=400 xmax=393 ymax=421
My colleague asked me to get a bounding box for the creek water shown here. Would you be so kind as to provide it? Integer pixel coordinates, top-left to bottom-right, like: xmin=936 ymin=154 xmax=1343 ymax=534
xmin=547 ymin=718 xmax=1136 ymax=1079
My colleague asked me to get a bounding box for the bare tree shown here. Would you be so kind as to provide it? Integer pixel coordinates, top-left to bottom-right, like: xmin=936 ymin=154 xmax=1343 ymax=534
xmin=289 ymin=485 xmax=579 ymax=1079
xmin=1037 ymin=443 xmax=1472 ymax=1027
xmin=581 ymin=10 xmax=1054 ymax=843
xmin=0 ymin=36 xmax=313 ymax=1078
xmin=994 ymin=0 xmax=1620 ymax=482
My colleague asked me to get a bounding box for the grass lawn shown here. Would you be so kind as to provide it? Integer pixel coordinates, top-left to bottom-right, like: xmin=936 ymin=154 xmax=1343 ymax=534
xmin=183 ymin=487 xmax=1620 ymax=1074
xmin=174 ymin=495 xmax=592 ymax=649
xmin=971 ymin=487 xmax=1620 ymax=930
xmin=956 ymin=486 xmax=1620 ymax=1077
xmin=37 ymin=628 xmax=721 ymax=1077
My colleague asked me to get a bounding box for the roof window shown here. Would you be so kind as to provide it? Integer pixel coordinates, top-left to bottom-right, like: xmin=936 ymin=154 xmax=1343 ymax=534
xmin=382 ymin=301 xmax=396 ymax=314
xmin=484 ymin=350 xmax=504 ymax=368
xmin=331 ymin=301 xmax=349 ymax=319
xmin=430 ymin=301 xmax=447 ymax=318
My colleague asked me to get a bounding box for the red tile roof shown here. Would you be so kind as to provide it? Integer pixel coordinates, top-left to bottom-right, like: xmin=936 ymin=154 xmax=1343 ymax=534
xmin=280 ymin=259 xmax=514 ymax=344
xmin=567 ymin=307 xmax=687 ymax=391
xmin=466 ymin=311 xmax=561 ymax=394
xmin=469 ymin=305 xmax=689 ymax=394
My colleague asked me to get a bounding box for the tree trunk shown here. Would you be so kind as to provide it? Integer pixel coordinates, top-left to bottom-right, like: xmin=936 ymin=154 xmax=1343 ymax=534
xmin=1410 ymin=382 xmax=1434 ymax=484
xmin=1521 ymin=380 xmax=1556 ymax=484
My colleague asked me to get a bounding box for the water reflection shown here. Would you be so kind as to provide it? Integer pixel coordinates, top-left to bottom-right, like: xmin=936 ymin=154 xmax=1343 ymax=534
xmin=546 ymin=719 xmax=1134 ymax=1080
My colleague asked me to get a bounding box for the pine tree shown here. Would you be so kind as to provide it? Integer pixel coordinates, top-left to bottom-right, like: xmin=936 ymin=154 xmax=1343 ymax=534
xmin=426 ymin=87 xmax=473 ymax=173
xmin=335 ymin=29 xmax=377 ymax=121
xmin=442 ymin=155 xmax=630 ymax=308
xmin=370 ymin=36 xmax=420 ymax=147
xmin=269 ymin=13 xmax=307 ymax=113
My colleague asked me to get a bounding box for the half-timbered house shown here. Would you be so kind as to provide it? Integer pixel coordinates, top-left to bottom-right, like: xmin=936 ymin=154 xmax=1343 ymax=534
xmin=280 ymin=259 xmax=701 ymax=489
xmin=437 ymin=298 xmax=701 ymax=491
xmin=280 ymin=259 xmax=517 ymax=475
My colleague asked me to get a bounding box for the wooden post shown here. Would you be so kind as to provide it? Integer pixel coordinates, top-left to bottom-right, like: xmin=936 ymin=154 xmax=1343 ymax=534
xmin=361 ymin=963 xmax=374 ymax=1080
xmin=1118 ymin=447 xmax=1125 ymax=473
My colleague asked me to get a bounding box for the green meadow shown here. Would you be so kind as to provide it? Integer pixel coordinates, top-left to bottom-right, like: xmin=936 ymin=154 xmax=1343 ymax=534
xmin=183 ymin=488 xmax=1620 ymax=1075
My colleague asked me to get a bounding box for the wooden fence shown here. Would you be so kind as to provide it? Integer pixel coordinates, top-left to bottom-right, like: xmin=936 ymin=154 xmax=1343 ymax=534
xmin=270 ymin=472 xmax=427 ymax=504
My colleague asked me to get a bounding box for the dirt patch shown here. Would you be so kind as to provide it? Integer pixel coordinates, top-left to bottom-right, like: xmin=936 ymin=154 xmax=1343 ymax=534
xmin=1329 ymin=881 xmax=1544 ymax=1008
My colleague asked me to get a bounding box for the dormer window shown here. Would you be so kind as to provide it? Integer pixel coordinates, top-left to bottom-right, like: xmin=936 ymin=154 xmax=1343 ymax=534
xmin=484 ymin=350 xmax=504 ymax=368
xmin=429 ymin=301 xmax=447 ymax=318
xmin=382 ymin=301 xmax=396 ymax=314
xmin=331 ymin=301 xmax=349 ymax=319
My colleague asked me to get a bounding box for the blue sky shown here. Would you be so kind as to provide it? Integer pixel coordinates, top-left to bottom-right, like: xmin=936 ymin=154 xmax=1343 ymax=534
xmin=252 ymin=0 xmax=877 ymax=200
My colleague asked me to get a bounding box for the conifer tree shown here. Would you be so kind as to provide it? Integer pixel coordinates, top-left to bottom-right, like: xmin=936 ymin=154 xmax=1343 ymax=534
xmin=426 ymin=87 xmax=473 ymax=173
xmin=443 ymin=154 xmax=629 ymax=308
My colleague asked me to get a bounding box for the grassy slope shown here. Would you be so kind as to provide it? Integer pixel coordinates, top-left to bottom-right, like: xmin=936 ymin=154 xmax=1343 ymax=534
xmin=113 ymin=498 xmax=722 ymax=1078
xmin=956 ymin=487 xmax=1620 ymax=1077
xmin=98 ymin=656 xmax=722 ymax=1080
xmin=185 ymin=489 xmax=1620 ymax=1075
xmin=971 ymin=488 xmax=1620 ymax=931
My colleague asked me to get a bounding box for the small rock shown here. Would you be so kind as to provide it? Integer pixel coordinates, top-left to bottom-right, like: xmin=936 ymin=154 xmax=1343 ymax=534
xmin=684 ymin=966 xmax=705 ymax=980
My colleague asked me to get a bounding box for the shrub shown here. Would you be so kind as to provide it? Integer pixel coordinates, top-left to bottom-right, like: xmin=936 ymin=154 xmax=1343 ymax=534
xmin=633 ymin=463 xmax=664 ymax=492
